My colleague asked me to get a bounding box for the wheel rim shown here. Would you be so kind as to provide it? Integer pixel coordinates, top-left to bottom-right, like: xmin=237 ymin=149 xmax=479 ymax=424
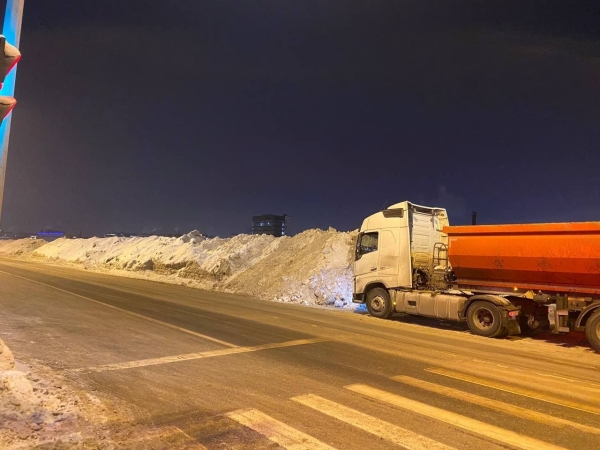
xmin=473 ymin=307 xmax=495 ymax=330
xmin=370 ymin=295 xmax=386 ymax=313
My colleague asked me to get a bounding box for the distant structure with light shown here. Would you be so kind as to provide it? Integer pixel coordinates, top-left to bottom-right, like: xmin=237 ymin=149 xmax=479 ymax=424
xmin=252 ymin=214 xmax=287 ymax=237
xmin=37 ymin=229 xmax=65 ymax=241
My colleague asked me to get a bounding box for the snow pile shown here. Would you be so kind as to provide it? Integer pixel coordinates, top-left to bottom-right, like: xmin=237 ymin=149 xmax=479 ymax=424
xmin=34 ymin=233 xmax=282 ymax=283
xmin=0 ymin=239 xmax=45 ymax=256
xmin=19 ymin=228 xmax=358 ymax=307
xmin=179 ymin=229 xmax=206 ymax=244
xmin=224 ymin=228 xmax=355 ymax=306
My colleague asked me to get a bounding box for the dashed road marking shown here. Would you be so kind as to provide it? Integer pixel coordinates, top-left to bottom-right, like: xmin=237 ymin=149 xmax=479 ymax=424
xmin=72 ymin=338 xmax=327 ymax=372
xmin=439 ymin=360 xmax=600 ymax=401
xmin=292 ymin=393 xmax=456 ymax=450
xmin=427 ymin=367 xmax=600 ymax=416
xmin=174 ymin=427 xmax=208 ymax=449
xmin=393 ymin=375 xmax=600 ymax=435
xmin=345 ymin=384 xmax=568 ymax=450
xmin=226 ymin=408 xmax=336 ymax=450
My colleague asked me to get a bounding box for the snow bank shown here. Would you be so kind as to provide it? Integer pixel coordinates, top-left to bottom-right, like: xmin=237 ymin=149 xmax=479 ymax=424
xmin=223 ymin=228 xmax=355 ymax=306
xmin=3 ymin=229 xmax=358 ymax=308
xmin=0 ymin=239 xmax=45 ymax=256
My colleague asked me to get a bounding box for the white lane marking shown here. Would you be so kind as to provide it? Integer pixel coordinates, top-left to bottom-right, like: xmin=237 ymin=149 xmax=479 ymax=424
xmin=114 ymin=426 xmax=209 ymax=448
xmin=393 ymin=375 xmax=600 ymax=435
xmin=226 ymin=408 xmax=336 ymax=450
xmin=427 ymin=367 xmax=600 ymax=416
xmin=0 ymin=268 xmax=238 ymax=348
xmin=537 ymin=371 xmax=600 ymax=390
xmin=174 ymin=427 xmax=208 ymax=449
xmin=292 ymin=394 xmax=456 ymax=450
xmin=444 ymin=359 xmax=600 ymax=400
xmin=73 ymin=338 xmax=327 ymax=373
xmin=345 ymin=384 xmax=568 ymax=450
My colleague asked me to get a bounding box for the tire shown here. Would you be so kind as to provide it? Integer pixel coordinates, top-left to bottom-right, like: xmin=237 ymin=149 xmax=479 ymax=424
xmin=585 ymin=311 xmax=600 ymax=353
xmin=466 ymin=301 xmax=505 ymax=338
xmin=366 ymin=288 xmax=394 ymax=319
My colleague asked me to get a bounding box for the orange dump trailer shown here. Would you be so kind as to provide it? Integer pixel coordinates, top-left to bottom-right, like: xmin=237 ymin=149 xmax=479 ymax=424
xmin=444 ymin=222 xmax=600 ymax=296
xmin=445 ymin=222 xmax=600 ymax=351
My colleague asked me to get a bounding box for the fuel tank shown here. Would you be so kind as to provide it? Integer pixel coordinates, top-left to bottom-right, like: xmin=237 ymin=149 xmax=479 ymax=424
xmin=444 ymin=222 xmax=600 ymax=296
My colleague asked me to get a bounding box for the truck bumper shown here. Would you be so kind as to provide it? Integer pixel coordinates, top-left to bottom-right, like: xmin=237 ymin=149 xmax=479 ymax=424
xmin=352 ymin=293 xmax=365 ymax=304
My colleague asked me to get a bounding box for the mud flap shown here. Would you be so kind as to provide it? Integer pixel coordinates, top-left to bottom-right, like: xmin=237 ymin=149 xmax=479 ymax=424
xmin=502 ymin=306 xmax=522 ymax=336
xmin=505 ymin=318 xmax=521 ymax=336
xmin=352 ymin=293 xmax=365 ymax=304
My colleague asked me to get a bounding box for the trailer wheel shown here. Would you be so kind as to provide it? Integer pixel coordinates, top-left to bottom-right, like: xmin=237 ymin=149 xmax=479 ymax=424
xmin=585 ymin=311 xmax=600 ymax=353
xmin=466 ymin=301 xmax=504 ymax=338
xmin=366 ymin=288 xmax=394 ymax=319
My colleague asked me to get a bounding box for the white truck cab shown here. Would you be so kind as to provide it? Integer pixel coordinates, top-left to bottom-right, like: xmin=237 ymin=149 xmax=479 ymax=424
xmin=353 ymin=201 xmax=449 ymax=299
xmin=352 ymin=200 xmax=521 ymax=338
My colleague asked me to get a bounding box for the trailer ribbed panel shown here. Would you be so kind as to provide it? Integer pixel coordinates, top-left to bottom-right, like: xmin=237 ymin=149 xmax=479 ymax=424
xmin=444 ymin=222 xmax=600 ymax=296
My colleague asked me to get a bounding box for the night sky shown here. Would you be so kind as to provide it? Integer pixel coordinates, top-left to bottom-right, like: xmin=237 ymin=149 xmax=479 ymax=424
xmin=3 ymin=1 xmax=600 ymax=236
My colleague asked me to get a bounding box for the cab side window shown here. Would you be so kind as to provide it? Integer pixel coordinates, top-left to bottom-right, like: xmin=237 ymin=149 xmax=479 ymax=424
xmin=357 ymin=232 xmax=378 ymax=259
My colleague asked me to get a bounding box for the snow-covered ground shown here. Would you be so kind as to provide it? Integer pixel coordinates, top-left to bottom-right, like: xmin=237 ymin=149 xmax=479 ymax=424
xmin=0 ymin=229 xmax=358 ymax=308
xmin=0 ymin=338 xmax=116 ymax=448
xmin=1 ymin=336 xmax=199 ymax=448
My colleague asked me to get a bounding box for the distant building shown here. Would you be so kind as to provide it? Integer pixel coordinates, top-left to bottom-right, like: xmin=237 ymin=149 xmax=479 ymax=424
xmin=252 ymin=214 xmax=287 ymax=237
xmin=37 ymin=230 xmax=65 ymax=241
xmin=103 ymin=232 xmax=182 ymax=238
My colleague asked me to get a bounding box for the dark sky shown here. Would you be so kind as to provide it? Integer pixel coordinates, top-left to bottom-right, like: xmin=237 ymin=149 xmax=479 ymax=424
xmin=3 ymin=1 xmax=600 ymax=236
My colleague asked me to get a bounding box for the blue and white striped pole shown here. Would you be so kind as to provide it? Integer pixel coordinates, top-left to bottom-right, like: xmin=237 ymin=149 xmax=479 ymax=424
xmin=0 ymin=0 xmax=24 ymax=227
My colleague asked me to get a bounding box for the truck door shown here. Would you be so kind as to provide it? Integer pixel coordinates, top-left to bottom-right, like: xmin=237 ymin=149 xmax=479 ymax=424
xmin=378 ymin=229 xmax=401 ymax=282
xmin=354 ymin=231 xmax=379 ymax=295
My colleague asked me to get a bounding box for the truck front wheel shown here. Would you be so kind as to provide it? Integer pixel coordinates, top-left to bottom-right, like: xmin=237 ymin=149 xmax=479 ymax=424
xmin=585 ymin=311 xmax=600 ymax=353
xmin=467 ymin=301 xmax=505 ymax=338
xmin=366 ymin=288 xmax=394 ymax=319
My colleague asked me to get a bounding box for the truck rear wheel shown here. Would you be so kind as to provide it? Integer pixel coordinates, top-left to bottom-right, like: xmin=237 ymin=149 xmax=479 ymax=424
xmin=467 ymin=301 xmax=505 ymax=338
xmin=585 ymin=311 xmax=600 ymax=353
xmin=366 ymin=288 xmax=394 ymax=319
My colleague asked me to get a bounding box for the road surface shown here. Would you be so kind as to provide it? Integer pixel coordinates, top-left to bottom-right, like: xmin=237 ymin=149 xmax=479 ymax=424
xmin=1 ymin=257 xmax=599 ymax=449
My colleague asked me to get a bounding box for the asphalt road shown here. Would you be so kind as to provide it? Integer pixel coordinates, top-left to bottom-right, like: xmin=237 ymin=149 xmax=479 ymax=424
xmin=1 ymin=257 xmax=600 ymax=450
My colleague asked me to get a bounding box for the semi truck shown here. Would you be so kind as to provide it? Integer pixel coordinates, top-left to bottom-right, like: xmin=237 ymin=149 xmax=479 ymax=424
xmin=352 ymin=201 xmax=600 ymax=353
